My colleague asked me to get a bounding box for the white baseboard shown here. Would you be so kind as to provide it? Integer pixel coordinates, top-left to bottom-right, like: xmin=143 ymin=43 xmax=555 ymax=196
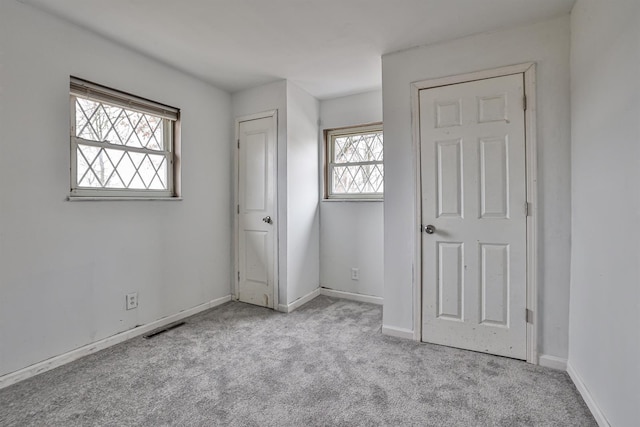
xmin=0 ymin=295 xmax=232 ymax=390
xmin=319 ymin=288 xmax=383 ymax=305
xmin=277 ymin=288 xmax=320 ymax=313
xmin=567 ymin=362 xmax=610 ymax=427
xmin=381 ymin=325 xmax=415 ymax=340
xmin=538 ymin=354 xmax=568 ymax=370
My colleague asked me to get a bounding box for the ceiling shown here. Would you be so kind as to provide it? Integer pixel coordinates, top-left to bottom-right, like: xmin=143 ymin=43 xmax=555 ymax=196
xmin=19 ymin=0 xmax=575 ymax=99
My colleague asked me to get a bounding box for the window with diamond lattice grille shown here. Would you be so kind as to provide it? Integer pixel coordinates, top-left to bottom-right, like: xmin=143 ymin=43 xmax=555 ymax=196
xmin=69 ymin=77 xmax=179 ymax=198
xmin=326 ymin=124 xmax=383 ymax=199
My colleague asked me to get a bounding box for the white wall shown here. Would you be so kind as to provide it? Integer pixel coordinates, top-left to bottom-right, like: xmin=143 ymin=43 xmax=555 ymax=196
xmin=319 ymin=91 xmax=384 ymax=298
xmin=285 ymin=82 xmax=320 ymax=303
xmin=568 ymin=1 xmax=640 ymax=425
xmin=0 ymin=1 xmax=232 ymax=376
xmin=382 ymin=16 xmax=571 ymax=359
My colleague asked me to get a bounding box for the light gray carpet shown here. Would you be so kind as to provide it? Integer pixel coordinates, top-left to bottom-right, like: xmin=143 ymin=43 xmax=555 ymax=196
xmin=0 ymin=296 xmax=595 ymax=426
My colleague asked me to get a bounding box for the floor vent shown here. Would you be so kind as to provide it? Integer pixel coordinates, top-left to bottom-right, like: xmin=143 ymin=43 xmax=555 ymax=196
xmin=143 ymin=321 xmax=186 ymax=339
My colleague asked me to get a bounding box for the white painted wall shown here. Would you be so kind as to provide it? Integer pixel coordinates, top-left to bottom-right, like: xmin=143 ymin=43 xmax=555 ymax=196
xmin=568 ymin=1 xmax=640 ymax=425
xmin=285 ymin=82 xmax=320 ymax=304
xmin=382 ymin=16 xmax=571 ymax=359
xmin=0 ymin=1 xmax=231 ymax=377
xmin=231 ymin=81 xmax=320 ymax=306
xmin=319 ymin=91 xmax=384 ymax=298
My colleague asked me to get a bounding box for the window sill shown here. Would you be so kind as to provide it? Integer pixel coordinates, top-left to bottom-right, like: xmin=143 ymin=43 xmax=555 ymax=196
xmin=67 ymin=196 xmax=183 ymax=202
xmin=322 ymin=198 xmax=383 ymax=203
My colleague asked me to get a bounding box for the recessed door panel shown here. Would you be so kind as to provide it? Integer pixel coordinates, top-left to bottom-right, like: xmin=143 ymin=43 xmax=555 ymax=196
xmin=436 ymin=139 xmax=463 ymax=218
xmin=478 ymin=94 xmax=507 ymax=123
xmin=480 ymin=136 xmax=509 ymax=219
xmin=480 ymin=243 xmax=510 ymax=327
xmin=244 ymin=133 xmax=267 ymax=211
xmin=437 ymin=242 xmax=464 ymax=321
xmin=244 ymin=230 xmax=268 ymax=284
xmin=436 ymin=100 xmax=462 ymax=128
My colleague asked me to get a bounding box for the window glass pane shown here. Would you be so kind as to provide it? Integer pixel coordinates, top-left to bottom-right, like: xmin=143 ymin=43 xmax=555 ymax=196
xmin=328 ymin=125 xmax=383 ymax=198
xmin=333 ymin=132 xmax=383 ymax=163
xmin=75 ymin=96 xmax=165 ymax=151
xmin=332 ymin=164 xmax=384 ymax=194
xmin=75 ymin=143 xmax=168 ymax=191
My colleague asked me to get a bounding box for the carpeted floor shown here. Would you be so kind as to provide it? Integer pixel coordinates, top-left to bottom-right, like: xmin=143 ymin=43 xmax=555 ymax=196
xmin=0 ymin=296 xmax=595 ymax=426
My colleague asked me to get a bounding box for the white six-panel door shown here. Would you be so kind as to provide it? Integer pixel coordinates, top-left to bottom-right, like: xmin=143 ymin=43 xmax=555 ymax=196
xmin=237 ymin=115 xmax=277 ymax=309
xmin=420 ymin=74 xmax=527 ymax=359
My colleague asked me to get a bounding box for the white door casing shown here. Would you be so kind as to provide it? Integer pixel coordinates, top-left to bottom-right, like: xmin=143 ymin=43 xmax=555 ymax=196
xmin=236 ymin=113 xmax=277 ymax=309
xmin=419 ymin=73 xmax=528 ymax=359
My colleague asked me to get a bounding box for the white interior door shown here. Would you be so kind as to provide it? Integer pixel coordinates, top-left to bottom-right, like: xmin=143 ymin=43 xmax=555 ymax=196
xmin=420 ymin=74 xmax=527 ymax=359
xmin=237 ymin=114 xmax=277 ymax=309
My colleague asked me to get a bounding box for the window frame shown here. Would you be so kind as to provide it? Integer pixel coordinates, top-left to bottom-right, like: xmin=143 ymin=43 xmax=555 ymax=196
xmin=69 ymin=77 xmax=180 ymax=199
xmin=324 ymin=123 xmax=384 ymax=200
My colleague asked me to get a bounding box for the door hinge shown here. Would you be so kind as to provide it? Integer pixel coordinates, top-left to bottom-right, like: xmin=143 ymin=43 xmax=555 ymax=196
xmin=237 ymin=139 xmax=240 ymax=149
xmin=526 ymin=309 xmax=534 ymax=324
xmin=523 ymin=95 xmax=527 ymax=111
xmin=237 ymin=204 xmax=239 ymax=214
xmin=237 ymin=271 xmax=240 ymax=281
xmin=525 ymin=202 xmax=532 ymax=216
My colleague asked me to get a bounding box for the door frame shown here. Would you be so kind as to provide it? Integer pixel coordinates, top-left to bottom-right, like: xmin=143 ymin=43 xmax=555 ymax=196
xmin=233 ymin=109 xmax=279 ymax=309
xmin=410 ymin=63 xmax=538 ymax=364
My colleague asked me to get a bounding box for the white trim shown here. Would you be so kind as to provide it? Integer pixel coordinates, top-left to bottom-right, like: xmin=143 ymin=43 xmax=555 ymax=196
xmin=319 ymin=287 xmax=383 ymax=305
xmin=410 ymin=63 xmax=539 ymax=362
xmin=277 ymin=288 xmax=320 ymax=313
xmin=567 ymin=362 xmax=611 ymax=427
xmin=68 ymin=197 xmax=183 ymax=202
xmin=538 ymin=354 xmax=568 ymax=371
xmin=523 ymin=64 xmax=539 ymax=365
xmin=234 ymin=110 xmax=279 ymax=310
xmin=0 ymin=295 xmax=232 ymax=390
xmin=381 ymin=325 xmax=415 ymax=340
xmin=410 ymin=71 xmax=423 ymax=342
xmin=320 ymin=199 xmax=384 ymax=203
xmin=410 ymin=63 xmax=534 ymax=90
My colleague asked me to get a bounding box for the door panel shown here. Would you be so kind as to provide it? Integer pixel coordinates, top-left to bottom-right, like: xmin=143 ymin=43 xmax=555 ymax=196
xmin=238 ymin=115 xmax=276 ymax=309
xmin=243 ymin=132 xmax=267 ymax=211
xmin=437 ymin=241 xmax=464 ymax=321
xmin=436 ymin=139 xmax=463 ymax=218
xmin=479 ymin=136 xmax=509 ymax=218
xmin=420 ymin=74 xmax=527 ymax=359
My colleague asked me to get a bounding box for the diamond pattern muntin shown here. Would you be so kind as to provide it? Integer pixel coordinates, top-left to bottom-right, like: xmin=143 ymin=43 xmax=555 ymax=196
xmin=332 ymin=164 xmax=384 ymax=194
xmin=75 ymin=97 xmax=164 ymax=150
xmin=76 ymin=143 xmax=168 ymax=190
xmin=332 ymin=130 xmax=383 ymax=195
xmin=334 ymin=132 xmax=383 ymax=163
xmin=74 ymin=96 xmax=169 ymax=191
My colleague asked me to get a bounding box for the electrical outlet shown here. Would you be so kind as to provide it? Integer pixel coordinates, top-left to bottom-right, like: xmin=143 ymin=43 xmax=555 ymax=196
xmin=126 ymin=292 xmax=138 ymax=310
xmin=351 ymin=268 xmax=360 ymax=281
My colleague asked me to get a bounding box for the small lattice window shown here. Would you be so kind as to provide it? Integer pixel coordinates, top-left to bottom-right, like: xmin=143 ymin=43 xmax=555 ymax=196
xmin=69 ymin=77 xmax=179 ymax=198
xmin=326 ymin=124 xmax=383 ymax=199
